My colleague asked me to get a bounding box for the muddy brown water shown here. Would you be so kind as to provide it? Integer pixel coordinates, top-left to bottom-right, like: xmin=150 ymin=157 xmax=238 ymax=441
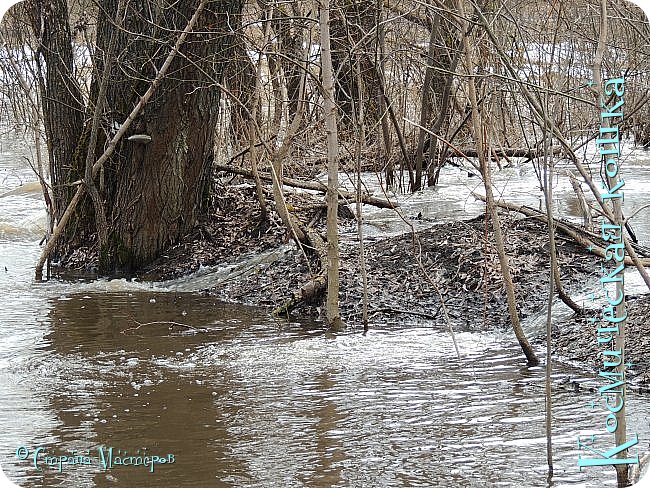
xmin=1 ymin=130 xmax=650 ymax=487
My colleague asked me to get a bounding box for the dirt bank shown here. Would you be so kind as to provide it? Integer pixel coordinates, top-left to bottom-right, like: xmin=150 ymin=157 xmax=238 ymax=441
xmin=549 ymin=294 xmax=650 ymax=388
xmin=212 ymin=213 xmax=599 ymax=330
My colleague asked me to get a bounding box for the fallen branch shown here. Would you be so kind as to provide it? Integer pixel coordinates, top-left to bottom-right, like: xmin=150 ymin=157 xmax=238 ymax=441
xmin=273 ymin=227 xmax=328 ymax=316
xmin=450 ymin=146 xmax=562 ymax=159
xmin=122 ymin=319 xmax=205 ymax=335
xmin=214 ymin=163 xmax=398 ymax=209
xmin=472 ymin=193 xmax=650 ymax=267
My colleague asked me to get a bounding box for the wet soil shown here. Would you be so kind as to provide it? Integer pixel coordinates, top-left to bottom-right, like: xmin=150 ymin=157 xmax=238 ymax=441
xmin=213 ymin=213 xmax=597 ymax=329
xmin=548 ymin=294 xmax=650 ymax=387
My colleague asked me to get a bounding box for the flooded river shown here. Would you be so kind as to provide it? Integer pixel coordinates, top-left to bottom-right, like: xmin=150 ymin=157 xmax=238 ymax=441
xmin=1 ymin=128 xmax=650 ymax=487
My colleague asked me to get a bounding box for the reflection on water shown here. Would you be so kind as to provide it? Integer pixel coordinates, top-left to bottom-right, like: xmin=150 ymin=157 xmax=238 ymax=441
xmin=1 ymin=290 xmax=649 ymax=487
xmin=1 ymin=130 xmax=650 ymax=487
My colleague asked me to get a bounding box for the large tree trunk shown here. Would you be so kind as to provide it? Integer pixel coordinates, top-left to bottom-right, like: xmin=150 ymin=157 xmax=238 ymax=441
xmin=98 ymin=0 xmax=241 ymax=272
xmin=31 ymin=0 xmax=243 ymax=274
xmin=330 ymin=0 xmax=380 ymax=131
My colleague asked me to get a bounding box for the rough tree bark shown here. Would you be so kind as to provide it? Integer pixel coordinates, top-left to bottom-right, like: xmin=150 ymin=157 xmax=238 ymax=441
xmin=99 ymin=0 xmax=241 ymax=272
xmin=26 ymin=0 xmax=84 ymax=223
xmin=30 ymin=0 xmax=243 ymax=275
xmin=330 ymin=0 xmax=380 ymax=131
